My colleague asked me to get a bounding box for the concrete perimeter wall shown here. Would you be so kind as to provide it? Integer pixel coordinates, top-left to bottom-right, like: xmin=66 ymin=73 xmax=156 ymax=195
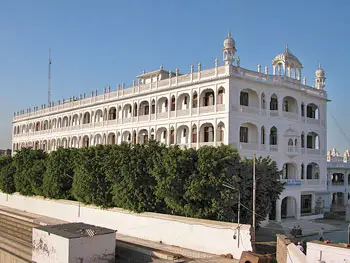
xmin=0 ymin=192 xmax=252 ymax=259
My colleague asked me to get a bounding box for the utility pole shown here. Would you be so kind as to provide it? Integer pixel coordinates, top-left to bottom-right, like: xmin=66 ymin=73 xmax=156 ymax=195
xmin=223 ymin=182 xmax=240 ymax=248
xmin=252 ymin=154 xmax=256 ymax=251
xmin=48 ymin=48 xmax=52 ymax=106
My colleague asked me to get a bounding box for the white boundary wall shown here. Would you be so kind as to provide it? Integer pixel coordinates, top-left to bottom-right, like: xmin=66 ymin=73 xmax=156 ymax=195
xmin=0 ymin=193 xmax=252 ymax=258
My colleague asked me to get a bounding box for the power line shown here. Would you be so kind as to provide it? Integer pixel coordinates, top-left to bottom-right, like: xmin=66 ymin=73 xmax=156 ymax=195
xmin=329 ymin=107 xmax=350 ymax=145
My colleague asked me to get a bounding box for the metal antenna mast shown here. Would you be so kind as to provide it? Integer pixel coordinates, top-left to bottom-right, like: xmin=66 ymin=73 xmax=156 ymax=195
xmin=48 ymin=48 xmax=52 ymax=106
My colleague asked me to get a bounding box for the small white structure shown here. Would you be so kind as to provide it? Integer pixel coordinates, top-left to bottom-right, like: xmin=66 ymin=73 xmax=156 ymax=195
xmin=32 ymin=222 xmax=116 ymax=263
xmin=327 ymin=148 xmax=350 ymax=213
xmin=307 ymin=241 xmax=350 ymax=262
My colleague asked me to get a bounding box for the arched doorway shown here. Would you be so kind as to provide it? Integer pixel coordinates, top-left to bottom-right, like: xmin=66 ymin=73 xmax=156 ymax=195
xmin=281 ymin=196 xmax=297 ymax=219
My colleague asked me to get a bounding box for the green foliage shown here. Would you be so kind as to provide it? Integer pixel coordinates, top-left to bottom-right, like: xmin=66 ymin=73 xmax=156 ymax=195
xmin=0 ymin=144 xmax=284 ymax=226
xmin=0 ymin=156 xmax=16 ymax=194
xmin=43 ymin=148 xmax=78 ymax=199
xmin=72 ymin=145 xmax=113 ymax=207
xmin=12 ymin=148 xmax=47 ymax=195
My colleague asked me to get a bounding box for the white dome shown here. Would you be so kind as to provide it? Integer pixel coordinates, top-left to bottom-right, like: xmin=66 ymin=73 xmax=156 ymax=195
xmin=223 ymin=32 xmax=235 ymax=49
xmin=272 ymin=45 xmax=302 ymax=68
xmin=315 ymin=64 xmax=325 ymax=78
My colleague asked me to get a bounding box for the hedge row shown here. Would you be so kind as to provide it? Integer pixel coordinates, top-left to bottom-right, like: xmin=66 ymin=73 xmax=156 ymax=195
xmin=0 ymin=142 xmax=283 ymax=225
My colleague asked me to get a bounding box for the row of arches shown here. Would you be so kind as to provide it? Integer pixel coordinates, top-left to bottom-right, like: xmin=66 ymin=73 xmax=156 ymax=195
xmin=13 ymin=88 xmax=226 ymax=135
xmin=13 ymin=122 xmax=226 ymax=151
xmin=240 ymin=89 xmax=319 ymax=118
xmin=239 ymin=123 xmax=320 ymax=150
xmin=282 ymin=162 xmax=320 ymax=180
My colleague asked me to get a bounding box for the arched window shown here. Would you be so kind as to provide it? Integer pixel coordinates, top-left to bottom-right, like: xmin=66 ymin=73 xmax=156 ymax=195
xmin=261 ymin=126 xmax=265 ymax=144
xmin=301 ymin=103 xmax=305 ymax=117
xmin=192 ymin=125 xmax=197 ymax=143
xmin=171 ymin=96 xmax=176 ymax=111
xmin=269 ymin=127 xmax=278 ymax=145
xmin=151 ymin=100 xmax=155 ymax=114
xmin=170 ymin=127 xmax=175 ymax=144
xmin=192 ymin=92 xmax=198 ymax=108
xmin=270 ymin=94 xmax=278 ymax=110
xmin=218 ymin=88 xmax=225 ymax=105
xmin=301 ymin=133 xmax=305 ymax=148
xmin=261 ymin=93 xmax=266 ymax=109
xmin=288 ymin=139 xmax=293 ymax=146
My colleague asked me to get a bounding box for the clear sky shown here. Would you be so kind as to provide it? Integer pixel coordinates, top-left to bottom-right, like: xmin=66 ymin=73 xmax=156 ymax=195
xmin=1 ymin=0 xmax=349 ymax=152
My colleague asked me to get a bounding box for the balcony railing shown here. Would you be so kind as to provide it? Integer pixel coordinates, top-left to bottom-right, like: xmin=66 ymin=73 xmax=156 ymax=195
xmin=307 ymin=118 xmax=320 ymax=125
xmin=307 ymin=148 xmax=320 ymax=155
xmin=302 ymin=179 xmax=325 ymax=186
xmin=240 ymin=105 xmax=259 ymax=115
xmin=280 ymin=179 xmax=301 ymax=187
xmin=283 ymin=111 xmax=298 ymax=120
xmin=239 ymin=142 xmax=258 ymax=150
xmin=270 ymin=145 xmax=278 ymax=152
xmin=270 ymin=110 xmax=278 ymax=117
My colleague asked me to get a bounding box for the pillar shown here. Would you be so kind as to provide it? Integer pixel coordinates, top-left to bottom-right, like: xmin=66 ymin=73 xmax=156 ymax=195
xmin=276 ymin=198 xmax=282 ymax=222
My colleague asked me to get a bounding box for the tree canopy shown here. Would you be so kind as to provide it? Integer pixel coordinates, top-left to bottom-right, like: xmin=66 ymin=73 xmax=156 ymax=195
xmin=2 ymin=143 xmax=284 ymax=226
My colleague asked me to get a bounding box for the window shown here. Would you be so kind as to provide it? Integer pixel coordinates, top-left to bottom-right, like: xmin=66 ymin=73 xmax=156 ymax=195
xmin=183 ymin=128 xmax=187 ymax=137
xmin=270 ymin=127 xmax=277 ymax=145
xmin=163 ymin=130 xmax=166 ymax=139
xmin=301 ymin=104 xmax=305 ymax=117
xmin=151 ymin=100 xmax=155 ymax=114
xmin=204 ymin=92 xmax=214 ymax=106
xmin=184 ymin=96 xmax=188 ymax=105
xmin=193 ymin=93 xmax=198 ymax=108
xmin=240 ymin=92 xmax=249 ymax=106
xmin=204 ymin=127 xmax=212 ymax=142
xmin=261 ymin=127 xmax=265 ymax=144
xmin=171 ymin=96 xmax=175 ymax=111
xmin=301 ymin=164 xmax=304 ymax=179
xmin=283 ymin=100 xmax=289 ymax=112
xmin=144 ymin=105 xmax=149 ymax=115
xmin=240 ymin=127 xmax=248 ymax=143
xmin=192 ymin=127 xmax=197 ymax=143
xmin=301 ymin=134 xmax=305 ymax=148
xmin=270 ymin=97 xmax=278 ymax=110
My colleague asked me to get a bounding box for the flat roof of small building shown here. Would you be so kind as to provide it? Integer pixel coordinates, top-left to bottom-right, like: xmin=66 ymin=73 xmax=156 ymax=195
xmin=36 ymin=222 xmax=116 ymax=239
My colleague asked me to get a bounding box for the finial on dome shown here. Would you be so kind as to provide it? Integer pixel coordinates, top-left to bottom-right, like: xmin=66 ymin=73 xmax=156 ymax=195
xmin=228 ymin=31 xmax=231 ymax=38
xmin=318 ymin=62 xmax=321 ymax=69
xmin=285 ymin=44 xmax=289 ymax=53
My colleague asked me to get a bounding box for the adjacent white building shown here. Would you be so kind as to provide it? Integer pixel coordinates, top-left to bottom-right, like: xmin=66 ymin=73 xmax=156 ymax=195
xmin=12 ymin=33 xmax=328 ymax=222
xmin=327 ymin=148 xmax=350 ymax=212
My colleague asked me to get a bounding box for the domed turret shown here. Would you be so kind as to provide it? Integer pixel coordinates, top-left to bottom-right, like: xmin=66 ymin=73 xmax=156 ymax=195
xmin=222 ymin=32 xmax=236 ymax=65
xmin=315 ymin=63 xmax=326 ymax=89
xmin=272 ymin=44 xmax=302 ymax=80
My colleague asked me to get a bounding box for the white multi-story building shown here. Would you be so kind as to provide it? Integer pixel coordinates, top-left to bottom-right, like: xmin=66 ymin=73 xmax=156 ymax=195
xmin=12 ymin=33 xmax=328 ymax=222
xmin=327 ymin=148 xmax=350 ymax=212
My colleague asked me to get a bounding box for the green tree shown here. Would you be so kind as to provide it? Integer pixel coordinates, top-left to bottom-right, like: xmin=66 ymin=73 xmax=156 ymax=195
xmin=43 ymin=148 xmax=78 ymax=199
xmin=0 ymin=156 xmax=16 ymax=193
xmin=13 ymin=148 xmax=47 ymax=195
xmin=108 ymin=141 xmax=161 ymax=212
xmin=183 ymin=145 xmax=241 ymax=221
xmin=72 ymin=145 xmax=113 ymax=207
xmin=239 ymin=156 xmax=284 ymax=227
xmin=152 ymin=145 xmax=197 ymax=215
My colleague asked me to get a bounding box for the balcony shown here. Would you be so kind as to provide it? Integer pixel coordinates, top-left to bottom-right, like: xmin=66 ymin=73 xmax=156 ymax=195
xmin=138 ymin=115 xmax=149 ymax=122
xmin=307 ymin=148 xmax=320 ymax=155
xmin=270 ymin=145 xmax=278 ymax=152
xmin=177 ymin=108 xmax=189 ymax=117
xmin=280 ymin=179 xmax=301 ymax=187
xmin=282 ymin=111 xmax=298 ymax=120
xmin=270 ymin=110 xmax=278 ymax=117
xmin=307 ymin=118 xmax=320 ymax=125
xmin=302 ymin=179 xmax=326 ymax=187
xmin=199 ymin=105 xmax=215 ymax=114
xmin=240 ymin=106 xmax=259 ymax=115
xmin=286 ymin=145 xmax=299 ymax=157
xmin=239 ymin=142 xmax=258 ymax=151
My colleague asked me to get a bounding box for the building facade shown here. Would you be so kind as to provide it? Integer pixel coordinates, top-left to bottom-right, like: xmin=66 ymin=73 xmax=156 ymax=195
xmin=12 ymin=33 xmax=328 ymax=222
xmin=327 ymin=148 xmax=350 ymax=212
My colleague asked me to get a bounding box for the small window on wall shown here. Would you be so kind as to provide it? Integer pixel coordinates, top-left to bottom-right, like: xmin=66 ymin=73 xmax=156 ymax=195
xmin=184 ymin=97 xmax=188 ymax=105
xmin=183 ymin=128 xmax=187 ymax=137
xmin=240 ymin=92 xmax=249 ymax=106
xmin=240 ymin=127 xmax=248 ymax=143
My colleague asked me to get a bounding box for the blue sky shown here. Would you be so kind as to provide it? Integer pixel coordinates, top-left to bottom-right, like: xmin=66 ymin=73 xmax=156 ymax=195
xmin=0 ymin=0 xmax=349 ymax=152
